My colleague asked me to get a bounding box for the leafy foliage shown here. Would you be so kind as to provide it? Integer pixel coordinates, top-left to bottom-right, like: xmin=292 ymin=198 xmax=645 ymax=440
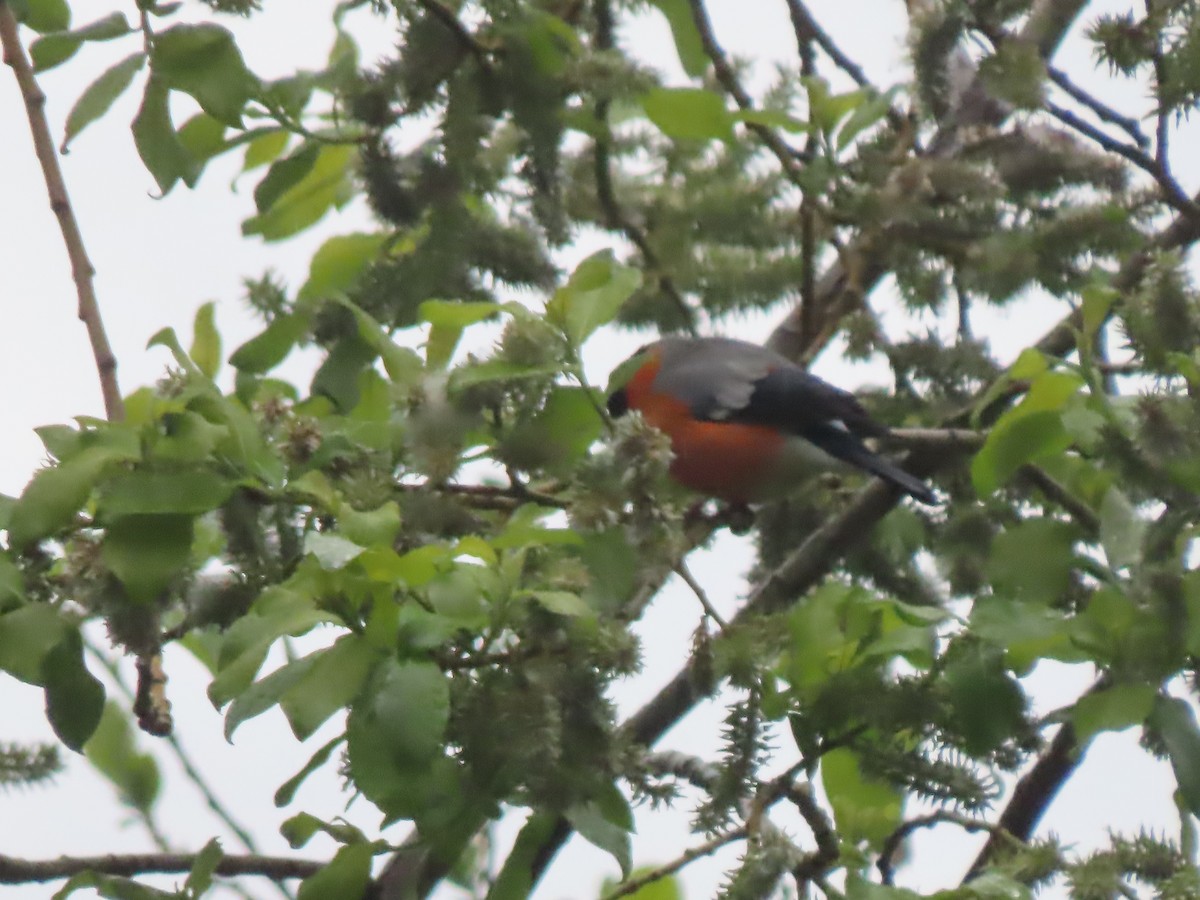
xmin=7 ymin=0 xmax=1200 ymax=897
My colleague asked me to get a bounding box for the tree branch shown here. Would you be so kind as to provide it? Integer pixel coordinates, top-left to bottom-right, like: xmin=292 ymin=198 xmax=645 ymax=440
xmin=0 ymin=2 xmax=123 ymax=422
xmin=600 ymin=829 xmax=746 ymax=900
xmin=0 ymin=850 xmax=324 ymax=884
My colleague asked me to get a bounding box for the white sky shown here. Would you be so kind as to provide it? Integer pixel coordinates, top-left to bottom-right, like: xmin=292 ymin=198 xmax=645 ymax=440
xmin=0 ymin=1 xmax=1190 ymax=898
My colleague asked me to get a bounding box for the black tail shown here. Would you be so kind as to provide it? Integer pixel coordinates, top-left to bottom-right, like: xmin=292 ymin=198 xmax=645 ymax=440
xmin=852 ymin=448 xmax=937 ymax=505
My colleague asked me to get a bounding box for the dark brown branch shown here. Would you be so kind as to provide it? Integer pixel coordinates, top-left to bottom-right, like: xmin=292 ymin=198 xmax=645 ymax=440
xmin=783 ymin=0 xmax=870 ymax=88
xmin=0 ymin=850 xmax=324 ymax=884
xmin=965 ymin=721 xmax=1080 ymax=878
xmin=685 ymin=0 xmax=804 ymax=184
xmin=593 ymin=0 xmax=695 ymax=333
xmin=784 ymin=781 xmax=840 ymax=887
xmin=1044 ymin=99 xmax=1199 ymax=218
xmin=600 ymin=829 xmax=746 ymax=900
xmin=1018 ymin=464 xmax=1100 ymax=534
xmin=879 ymin=812 xmax=1007 ymax=885
xmin=0 ymin=2 xmax=123 ymax=421
xmin=413 ymin=0 xmax=491 ymax=69
xmin=1044 ymin=63 xmax=1148 ymax=148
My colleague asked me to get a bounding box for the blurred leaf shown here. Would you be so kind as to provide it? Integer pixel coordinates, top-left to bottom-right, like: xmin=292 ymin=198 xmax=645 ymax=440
xmin=62 ymin=52 xmax=146 ymax=151
xmin=1099 ymin=486 xmax=1146 ymax=570
xmin=102 ymin=514 xmax=194 ymax=603
xmin=85 ymin=702 xmax=161 ymax=812
xmin=305 ymin=532 xmax=365 ymax=570
xmin=279 ymin=634 xmax=377 ymax=740
xmin=229 ymin=311 xmax=310 ymax=373
xmin=821 ymin=747 xmax=901 ymax=844
xmin=567 ymin=795 xmax=632 ymax=878
xmin=151 ymin=23 xmax=257 ymax=126
xmin=420 ymin=300 xmax=501 ymax=369
xmin=0 ymin=603 xmax=68 ymax=685
xmin=298 ymin=232 xmax=386 ymax=302
xmin=8 ymin=444 xmax=137 ymax=548
xmin=1152 ymin=695 xmax=1200 ymax=816
xmin=185 ymin=839 xmax=224 ymax=895
xmin=99 ymin=469 xmax=231 ymax=516
xmin=275 ymin=735 xmax=344 ymax=806
xmin=944 ymin=645 xmax=1026 ymax=755
xmin=297 ymin=842 xmax=374 ymax=900
xmin=986 ymin=518 xmax=1079 ymax=604
xmin=331 ymin=297 xmax=423 ymax=385
xmin=189 ymin=302 xmax=222 ymax=380
xmin=42 ymin=629 xmax=105 ymax=752
xmin=30 ymin=12 xmax=132 ymax=72
xmin=132 ymin=75 xmax=198 ymax=194
xmin=547 ymin=251 xmax=641 ymax=348
xmin=370 ymin=659 xmax=449 ymax=765
xmin=21 ymin=0 xmax=70 ymax=33
xmin=243 ymin=129 xmax=290 ymax=171
xmin=338 ymin=501 xmax=401 ymax=548
xmin=243 ymin=144 xmax=356 ymax=241
xmin=1072 ymin=683 xmax=1156 ymax=746
xmin=177 ymin=112 xmax=227 ymax=166
xmin=648 ymin=0 xmax=706 ymax=76
xmin=641 ymin=88 xmax=733 ymax=141
xmin=488 ymin=813 xmax=558 ymax=900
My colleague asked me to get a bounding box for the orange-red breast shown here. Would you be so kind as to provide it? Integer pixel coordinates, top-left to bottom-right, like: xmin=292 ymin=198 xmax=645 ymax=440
xmin=606 ymin=336 xmax=936 ymax=505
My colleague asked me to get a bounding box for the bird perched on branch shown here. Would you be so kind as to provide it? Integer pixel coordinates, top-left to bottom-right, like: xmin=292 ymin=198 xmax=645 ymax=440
xmin=606 ymin=336 xmax=936 ymax=506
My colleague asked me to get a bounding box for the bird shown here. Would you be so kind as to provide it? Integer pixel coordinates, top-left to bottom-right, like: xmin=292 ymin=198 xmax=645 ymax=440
xmin=605 ymin=336 xmax=936 ymax=505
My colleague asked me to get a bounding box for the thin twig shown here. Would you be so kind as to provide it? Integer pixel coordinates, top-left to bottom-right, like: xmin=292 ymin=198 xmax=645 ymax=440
xmin=593 ymin=0 xmax=696 ymax=333
xmin=600 ymin=829 xmax=746 ymax=900
xmin=685 ymin=0 xmax=805 ymax=184
xmin=674 ymin=560 xmax=727 ymax=627
xmin=783 ymin=0 xmax=870 ymax=87
xmin=1044 ymin=63 xmax=1148 ymax=148
xmin=413 ymin=0 xmax=491 ymax=69
xmin=1018 ymin=464 xmax=1100 ymax=534
xmin=1044 ymin=99 xmax=1199 ymax=219
xmin=0 ymin=850 xmax=324 ymax=885
xmin=83 ymin=642 xmax=277 ymax=899
xmin=879 ymin=812 xmax=1007 ymax=884
xmin=0 ymin=3 xmax=123 ymax=421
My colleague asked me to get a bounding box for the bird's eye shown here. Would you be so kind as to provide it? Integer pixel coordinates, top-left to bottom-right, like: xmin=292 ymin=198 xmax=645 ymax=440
xmin=607 ymin=388 xmax=629 ymax=418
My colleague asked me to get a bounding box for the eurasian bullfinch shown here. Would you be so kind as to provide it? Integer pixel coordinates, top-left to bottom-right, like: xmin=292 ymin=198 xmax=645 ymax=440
xmin=606 ymin=336 xmax=936 ymax=505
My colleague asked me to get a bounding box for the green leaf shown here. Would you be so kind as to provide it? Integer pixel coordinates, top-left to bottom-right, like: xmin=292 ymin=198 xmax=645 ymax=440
xmin=297 ymin=842 xmax=374 ymax=900
xmin=370 ymin=659 xmax=449 ymax=765
xmin=30 ymin=12 xmax=133 ymax=72
xmin=8 ymin=444 xmax=136 ymax=548
xmin=0 ymin=603 xmax=69 ymax=684
xmin=62 ymin=52 xmax=146 ymax=151
xmin=488 ymin=813 xmax=559 ymax=900
xmin=99 ymin=469 xmax=231 ymax=516
xmin=298 ymin=232 xmax=387 ymax=302
xmin=567 ymin=795 xmax=633 ymax=879
xmin=42 ymin=629 xmax=105 ymax=752
xmin=1099 ymin=486 xmax=1146 ymax=570
xmin=243 ymin=129 xmax=290 ymax=172
xmin=821 ymin=747 xmax=902 ymax=845
xmin=985 ymin=518 xmax=1079 ymax=605
xmin=330 ymin=297 xmax=423 ymax=385
xmin=132 ymin=75 xmax=198 ymax=194
xmin=305 ymin=532 xmax=366 ymax=570
xmin=185 ymin=839 xmax=224 ymax=895
xmin=1072 ymin=683 xmax=1156 ymax=746
xmin=243 ymin=144 xmax=356 ymax=241
xmin=177 ymin=112 xmax=227 ymax=166
xmin=944 ymin=645 xmax=1027 ymax=755
xmin=189 ymin=302 xmax=222 ymax=380
xmin=253 ymin=142 xmax=320 ymax=213
xmin=85 ymin=702 xmax=161 ymax=812
xmin=224 ymin=651 xmax=321 ymax=740
xmin=151 ymin=23 xmax=257 ymax=127
xmin=22 ymin=0 xmax=70 ymax=33
xmin=647 ymin=0 xmax=707 ymax=76
xmin=275 ymin=735 xmax=344 ymax=806
xmin=310 ymin=332 xmax=377 ymax=412
xmin=419 ymin=300 xmax=501 ymax=369
xmin=641 ymin=88 xmax=734 ymax=141
xmin=546 ymin=251 xmax=641 ymax=348
xmin=0 ymin=552 xmax=26 ymax=609
xmin=229 ymin=311 xmax=310 ymax=373
xmin=102 ymin=515 xmax=194 ymax=603
xmin=1152 ymin=696 xmax=1200 ymax=816
xmin=279 ymin=634 xmax=376 ymax=740
xmin=524 ymin=590 xmax=594 ymax=618
xmin=601 ymin=870 xmax=683 ymax=900
xmin=971 ymin=410 xmax=1072 ymax=496
xmin=338 ymin=502 xmax=401 ymax=548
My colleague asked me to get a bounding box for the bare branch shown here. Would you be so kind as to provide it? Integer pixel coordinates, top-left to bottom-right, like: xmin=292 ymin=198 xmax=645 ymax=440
xmin=685 ymin=0 xmax=804 ymax=184
xmin=783 ymin=0 xmax=871 ymax=88
xmin=600 ymin=829 xmax=746 ymax=900
xmin=879 ymin=812 xmax=1008 ymax=884
xmin=674 ymin=560 xmax=727 ymax=627
xmin=0 ymin=2 xmax=123 ymax=421
xmin=414 ymin=0 xmax=491 ymax=69
xmin=1045 ymin=63 xmax=1148 ymax=148
xmin=0 ymin=850 xmax=324 ymax=885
